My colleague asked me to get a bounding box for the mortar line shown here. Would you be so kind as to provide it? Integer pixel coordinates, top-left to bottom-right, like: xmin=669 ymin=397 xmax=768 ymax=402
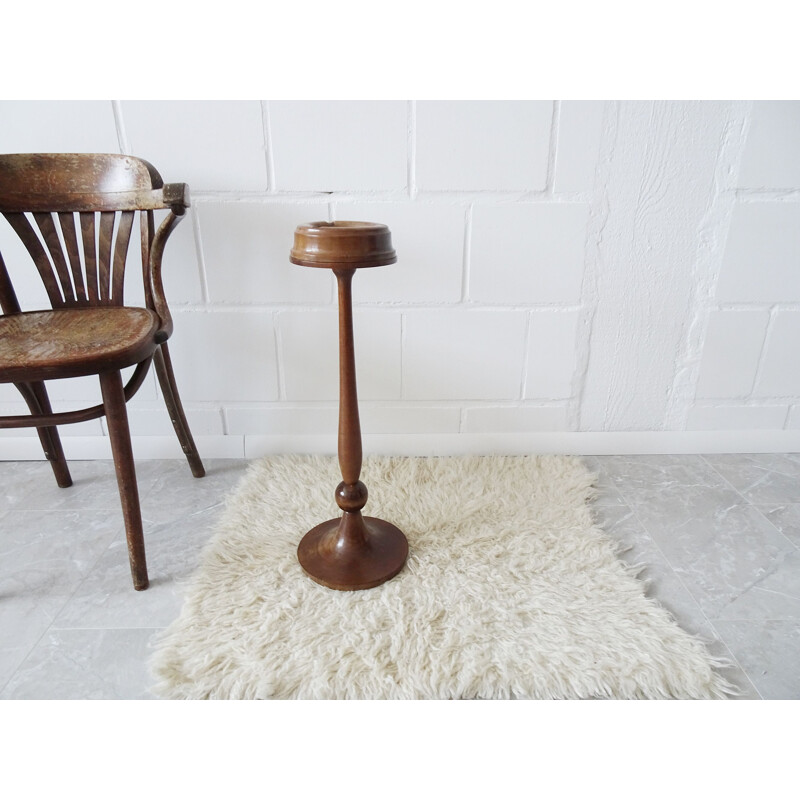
xmin=545 ymin=100 xmax=561 ymax=194
xmin=407 ymin=100 xmax=417 ymax=199
xmin=165 ymin=301 xmax=586 ymax=314
xmin=749 ymin=305 xmax=778 ymax=396
xmin=261 ymin=101 xmax=276 ymax=194
xmin=733 ymin=189 xmax=800 ymax=202
xmin=111 ymin=100 xmax=130 ymax=154
xmin=191 ymin=203 xmax=211 ymax=305
xmin=186 ymin=190 xmax=592 ymax=204
xmin=519 ymin=310 xmax=533 ymax=400
xmin=399 ymin=311 xmax=405 ymax=400
xmin=124 ymin=398 xmax=572 ymax=410
xmin=691 ymin=398 xmax=796 ymax=407
xmin=460 ymin=204 xmax=473 ymax=303
xmin=665 ymin=101 xmax=752 ymax=430
xmin=273 ymin=311 xmax=287 ymax=401
xmin=573 ymin=100 xmax=619 ymax=431
xmin=715 ymin=302 xmax=800 ymax=310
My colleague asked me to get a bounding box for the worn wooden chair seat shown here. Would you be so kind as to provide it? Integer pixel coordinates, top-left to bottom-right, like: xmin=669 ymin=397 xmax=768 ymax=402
xmin=0 ymin=153 xmax=205 ymax=591
xmin=0 ymin=307 xmax=160 ymax=381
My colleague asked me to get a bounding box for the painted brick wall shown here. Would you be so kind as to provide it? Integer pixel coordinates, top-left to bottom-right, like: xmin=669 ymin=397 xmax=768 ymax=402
xmin=1 ymin=100 xmax=799 ymax=455
xmin=688 ymin=102 xmax=800 ymax=432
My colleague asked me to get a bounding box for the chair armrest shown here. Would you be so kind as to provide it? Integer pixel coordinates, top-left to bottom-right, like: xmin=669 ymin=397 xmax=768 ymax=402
xmin=161 ymin=183 xmax=190 ymax=214
xmin=148 ymin=210 xmax=185 ymax=341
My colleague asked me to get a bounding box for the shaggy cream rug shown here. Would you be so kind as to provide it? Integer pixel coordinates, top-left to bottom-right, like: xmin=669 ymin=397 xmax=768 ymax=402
xmin=149 ymin=455 xmax=733 ymax=699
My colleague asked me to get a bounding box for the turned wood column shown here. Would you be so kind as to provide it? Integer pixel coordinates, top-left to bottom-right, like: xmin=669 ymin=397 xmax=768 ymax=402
xmin=290 ymin=221 xmax=408 ymax=591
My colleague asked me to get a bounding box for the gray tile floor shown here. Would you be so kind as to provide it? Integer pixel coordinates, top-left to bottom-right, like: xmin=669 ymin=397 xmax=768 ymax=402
xmin=1 ymin=453 xmax=798 ymax=699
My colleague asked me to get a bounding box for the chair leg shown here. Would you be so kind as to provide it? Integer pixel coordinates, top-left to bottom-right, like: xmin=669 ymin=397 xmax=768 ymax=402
xmin=154 ymin=342 xmax=205 ymax=478
xmin=15 ymin=381 xmax=72 ymax=488
xmin=99 ymin=369 xmax=148 ymax=591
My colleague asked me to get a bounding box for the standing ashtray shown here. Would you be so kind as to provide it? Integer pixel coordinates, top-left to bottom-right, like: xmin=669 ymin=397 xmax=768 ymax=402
xmin=290 ymin=221 xmax=409 ymax=590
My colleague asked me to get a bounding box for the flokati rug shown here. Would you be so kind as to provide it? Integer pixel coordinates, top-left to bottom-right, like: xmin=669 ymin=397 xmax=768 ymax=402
xmin=150 ymin=455 xmax=733 ymax=699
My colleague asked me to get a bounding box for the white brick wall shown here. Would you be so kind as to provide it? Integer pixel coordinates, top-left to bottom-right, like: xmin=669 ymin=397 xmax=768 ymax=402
xmin=415 ymin=101 xmax=552 ymax=191
xmin=278 ymin=309 xmax=401 ymax=401
xmin=695 ymin=310 xmax=770 ymax=398
xmin=462 ymin=406 xmax=569 ymax=433
xmin=687 ymin=405 xmax=788 ymax=431
xmin=121 ymin=101 xmax=269 ymax=192
xmin=785 ymin=406 xmax=800 ymax=429
xmin=682 ymin=100 xmax=800 ymax=433
xmin=469 ymin=204 xmax=589 ymax=304
xmin=198 ymin=201 xmax=331 ymax=305
xmin=403 ymin=309 xmax=527 ymax=401
xmin=716 ymin=203 xmax=800 ymax=303
xmin=755 ymin=311 xmax=800 ymax=397
xmin=168 ymin=310 xmax=279 ymax=403
xmin=524 ymin=310 xmax=581 ymax=399
xmin=333 ymin=201 xmax=464 ymax=303
xmin=0 ymin=101 xmax=119 ymax=154
xmin=269 ymin=102 xmax=407 ymax=192
xmin=2 ymin=99 xmax=800 ymax=456
xmin=738 ymin=101 xmax=800 ymax=189
xmin=553 ymin=101 xmax=605 ymax=194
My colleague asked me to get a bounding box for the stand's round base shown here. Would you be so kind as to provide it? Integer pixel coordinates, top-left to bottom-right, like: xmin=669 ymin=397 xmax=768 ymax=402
xmin=297 ymin=515 xmax=409 ymax=591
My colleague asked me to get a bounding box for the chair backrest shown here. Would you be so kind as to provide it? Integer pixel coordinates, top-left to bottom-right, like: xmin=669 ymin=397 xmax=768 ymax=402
xmin=0 ymin=153 xmax=188 ymax=316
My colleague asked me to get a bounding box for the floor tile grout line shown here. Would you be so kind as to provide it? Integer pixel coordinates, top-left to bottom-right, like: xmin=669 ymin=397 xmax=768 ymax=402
xmin=699 ymin=453 xmax=800 ymax=553
xmin=19 ymin=463 xmax=242 ymax=649
xmin=44 ymin=625 xmax=167 ymax=632
xmin=702 ymin=463 xmax=800 ymax=588
xmin=0 ymin=591 xmax=81 ymax=696
xmin=711 ymin=617 xmax=800 ymax=623
xmin=3 ymin=626 xmax=165 ymax=701
xmin=0 ymin=622 xmax=55 ymax=696
xmin=0 ymin=482 xmax=132 ymax=694
xmin=593 ymin=456 xmax=764 ymax=698
xmin=715 ymin=549 xmax=799 ymax=614
xmin=708 ymin=453 xmax=800 ymax=484
xmin=738 ymin=584 xmax=800 ymax=601
xmin=700 ymin=618 xmax=764 ymax=699
xmin=1 ymin=463 xmax=202 ymax=695
xmin=3 ymin=509 xmax=133 ymax=693
xmin=664 ymin=457 xmax=774 ymax=697
xmin=594 ymin=459 xmax=719 ymax=623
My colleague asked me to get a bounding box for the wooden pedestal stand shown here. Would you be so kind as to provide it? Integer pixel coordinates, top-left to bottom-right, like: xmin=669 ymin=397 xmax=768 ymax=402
xmin=290 ymin=221 xmax=408 ymax=591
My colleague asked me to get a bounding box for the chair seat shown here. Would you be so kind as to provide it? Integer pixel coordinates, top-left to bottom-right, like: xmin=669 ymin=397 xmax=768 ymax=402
xmin=0 ymin=307 xmax=160 ymax=382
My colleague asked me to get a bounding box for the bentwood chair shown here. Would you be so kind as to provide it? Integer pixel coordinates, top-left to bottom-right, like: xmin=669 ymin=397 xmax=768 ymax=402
xmin=0 ymin=153 xmax=204 ymax=590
